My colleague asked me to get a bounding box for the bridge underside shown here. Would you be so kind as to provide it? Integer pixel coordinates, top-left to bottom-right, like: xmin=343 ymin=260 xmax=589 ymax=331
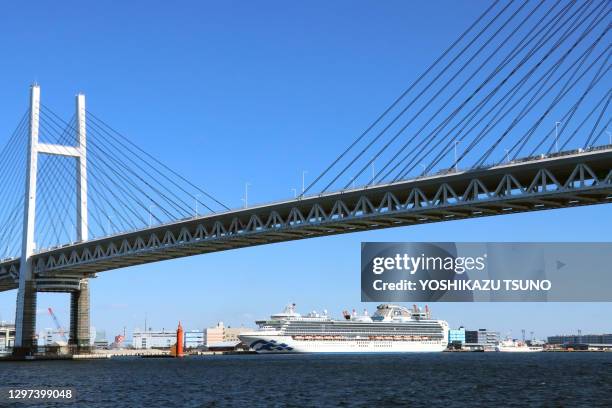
xmin=0 ymin=148 xmax=611 ymax=292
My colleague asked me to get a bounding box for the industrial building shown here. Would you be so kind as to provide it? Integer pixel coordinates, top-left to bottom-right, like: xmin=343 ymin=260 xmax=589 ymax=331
xmin=36 ymin=327 xmax=98 ymax=348
xmin=547 ymin=333 xmax=612 ymax=348
xmin=132 ymin=329 xmax=177 ymax=349
xmin=38 ymin=328 xmax=67 ymax=346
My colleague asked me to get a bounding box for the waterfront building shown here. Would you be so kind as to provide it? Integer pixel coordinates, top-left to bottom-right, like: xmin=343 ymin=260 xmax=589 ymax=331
xmin=184 ymin=330 xmax=205 ymax=349
xmin=464 ymin=329 xmax=499 ymax=351
xmin=0 ymin=323 xmax=15 ymax=351
xmin=37 ymin=328 xmax=68 ymax=346
xmin=38 ymin=328 xmax=53 ymax=346
xmin=90 ymin=327 xmax=97 ymax=346
xmin=224 ymin=327 xmax=247 ymax=342
xmin=132 ymin=328 xmax=179 ymax=349
xmin=205 ymin=322 xmax=225 ymax=346
xmin=547 ymin=333 xmax=612 ymax=346
xmin=448 ymin=327 xmax=466 ymax=345
xmin=465 ymin=330 xmax=478 ymax=344
xmin=94 ymin=330 xmax=109 ymax=349
xmin=205 ymin=322 xmax=250 ymax=347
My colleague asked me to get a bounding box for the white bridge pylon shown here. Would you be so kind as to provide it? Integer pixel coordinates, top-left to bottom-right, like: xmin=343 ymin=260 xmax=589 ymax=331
xmin=14 ymin=85 xmax=90 ymax=351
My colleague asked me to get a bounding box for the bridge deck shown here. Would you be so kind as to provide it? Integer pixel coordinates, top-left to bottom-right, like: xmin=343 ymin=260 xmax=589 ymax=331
xmin=1 ymin=147 xmax=611 ymax=292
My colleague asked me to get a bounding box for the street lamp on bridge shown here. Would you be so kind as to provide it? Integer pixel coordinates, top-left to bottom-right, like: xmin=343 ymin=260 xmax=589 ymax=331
xmin=454 ymin=140 xmax=461 ymax=172
xmin=242 ymin=183 xmax=251 ymax=208
xmin=302 ymin=171 xmax=308 ymax=194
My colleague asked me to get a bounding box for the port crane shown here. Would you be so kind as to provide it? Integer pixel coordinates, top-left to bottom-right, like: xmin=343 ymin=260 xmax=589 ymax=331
xmin=48 ymin=307 xmax=68 ymax=343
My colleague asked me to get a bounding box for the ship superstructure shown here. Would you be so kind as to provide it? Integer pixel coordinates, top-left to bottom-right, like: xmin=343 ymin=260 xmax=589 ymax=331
xmin=496 ymin=339 xmax=543 ymax=352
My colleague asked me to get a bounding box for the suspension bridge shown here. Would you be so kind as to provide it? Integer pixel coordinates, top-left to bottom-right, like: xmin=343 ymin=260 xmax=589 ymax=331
xmin=1 ymin=0 xmax=610 ymax=355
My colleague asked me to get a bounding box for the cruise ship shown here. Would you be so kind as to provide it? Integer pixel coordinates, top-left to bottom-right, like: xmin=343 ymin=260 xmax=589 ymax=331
xmin=239 ymin=304 xmax=449 ymax=353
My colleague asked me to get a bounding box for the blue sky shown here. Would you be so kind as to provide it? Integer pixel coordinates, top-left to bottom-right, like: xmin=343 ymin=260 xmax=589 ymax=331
xmin=0 ymin=0 xmax=610 ymax=340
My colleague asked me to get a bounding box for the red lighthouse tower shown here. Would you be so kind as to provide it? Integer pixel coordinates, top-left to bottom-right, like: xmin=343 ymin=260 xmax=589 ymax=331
xmin=176 ymin=321 xmax=184 ymax=357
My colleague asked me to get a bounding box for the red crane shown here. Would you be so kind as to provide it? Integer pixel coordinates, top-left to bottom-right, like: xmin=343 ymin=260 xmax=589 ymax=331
xmin=48 ymin=307 xmax=68 ymax=342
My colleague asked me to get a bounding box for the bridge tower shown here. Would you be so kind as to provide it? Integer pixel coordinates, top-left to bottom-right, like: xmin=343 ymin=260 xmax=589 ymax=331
xmin=13 ymin=85 xmax=90 ymax=355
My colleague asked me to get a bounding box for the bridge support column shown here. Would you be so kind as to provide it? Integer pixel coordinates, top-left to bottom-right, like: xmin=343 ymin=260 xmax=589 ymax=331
xmin=69 ymin=279 xmax=90 ymax=354
xmin=13 ymin=281 xmax=37 ymax=356
xmin=13 ymin=85 xmax=40 ymax=357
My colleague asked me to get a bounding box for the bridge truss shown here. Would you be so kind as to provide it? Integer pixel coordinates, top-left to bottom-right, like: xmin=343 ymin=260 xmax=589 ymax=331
xmin=1 ymin=146 xmax=609 ymax=291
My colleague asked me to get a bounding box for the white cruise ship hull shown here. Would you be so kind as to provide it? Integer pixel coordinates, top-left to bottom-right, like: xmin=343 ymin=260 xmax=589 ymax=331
xmin=239 ymin=334 xmax=447 ymax=353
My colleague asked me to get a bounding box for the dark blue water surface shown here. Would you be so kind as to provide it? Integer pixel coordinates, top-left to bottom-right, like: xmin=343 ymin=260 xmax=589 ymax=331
xmin=3 ymin=353 xmax=612 ymax=407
